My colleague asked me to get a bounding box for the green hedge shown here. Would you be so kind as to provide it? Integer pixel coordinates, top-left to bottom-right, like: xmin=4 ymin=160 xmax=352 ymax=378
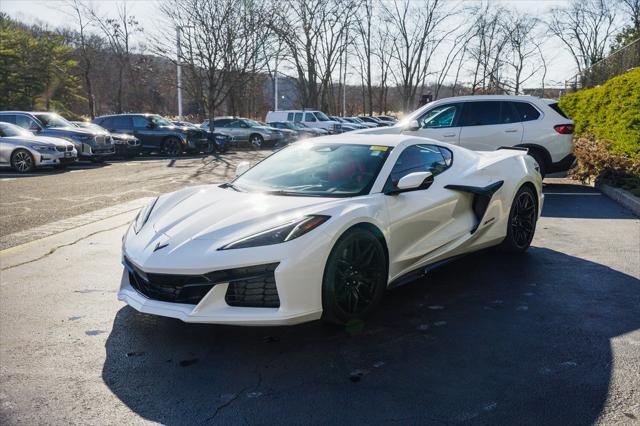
xmin=559 ymin=68 xmax=640 ymax=160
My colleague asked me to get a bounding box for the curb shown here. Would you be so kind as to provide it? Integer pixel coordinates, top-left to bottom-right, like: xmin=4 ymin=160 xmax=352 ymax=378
xmin=598 ymin=184 xmax=640 ymax=217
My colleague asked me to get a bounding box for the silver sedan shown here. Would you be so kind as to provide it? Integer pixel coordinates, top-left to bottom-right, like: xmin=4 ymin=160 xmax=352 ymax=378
xmin=0 ymin=122 xmax=77 ymax=173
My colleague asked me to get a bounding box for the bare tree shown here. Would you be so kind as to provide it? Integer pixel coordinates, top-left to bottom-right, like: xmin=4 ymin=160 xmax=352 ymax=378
xmin=158 ymin=0 xmax=275 ymax=129
xmin=63 ymin=0 xmax=101 ymax=118
xmin=355 ymin=0 xmax=374 ymax=115
xmin=89 ymin=1 xmax=142 ymax=113
xmin=273 ymin=0 xmax=354 ymax=111
xmin=382 ymin=0 xmax=453 ymax=111
xmin=467 ymin=4 xmax=510 ymax=94
xmin=548 ymin=0 xmax=617 ymax=74
xmin=502 ymin=12 xmax=545 ymax=94
xmin=619 ymin=0 xmax=640 ymax=29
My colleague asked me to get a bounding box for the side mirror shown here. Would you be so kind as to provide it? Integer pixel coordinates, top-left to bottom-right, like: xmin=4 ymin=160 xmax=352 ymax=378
xmin=147 ymin=122 xmax=155 ymax=129
xmin=235 ymin=161 xmax=251 ymax=178
xmin=387 ymin=171 xmax=433 ymax=195
xmin=406 ymin=120 xmax=420 ymax=131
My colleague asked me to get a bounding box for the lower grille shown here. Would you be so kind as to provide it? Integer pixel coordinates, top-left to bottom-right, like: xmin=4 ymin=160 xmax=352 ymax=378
xmin=124 ymin=257 xmax=279 ymax=307
xmin=56 ymin=146 xmax=66 ymax=152
xmin=224 ymin=264 xmax=280 ymax=308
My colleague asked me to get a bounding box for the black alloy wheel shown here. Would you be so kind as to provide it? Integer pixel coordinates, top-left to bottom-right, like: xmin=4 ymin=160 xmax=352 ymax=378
xmin=322 ymin=228 xmax=387 ymax=324
xmin=499 ymin=185 xmax=537 ymax=253
xmin=163 ymin=138 xmax=183 ymax=157
xmin=11 ymin=149 xmax=34 ymax=173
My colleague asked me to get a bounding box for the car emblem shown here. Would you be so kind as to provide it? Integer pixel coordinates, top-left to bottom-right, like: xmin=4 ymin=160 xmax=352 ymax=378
xmin=154 ymin=241 xmax=169 ymax=252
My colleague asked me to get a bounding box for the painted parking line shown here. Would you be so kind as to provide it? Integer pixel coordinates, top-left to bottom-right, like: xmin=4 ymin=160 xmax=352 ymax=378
xmin=544 ymin=193 xmax=602 ymax=196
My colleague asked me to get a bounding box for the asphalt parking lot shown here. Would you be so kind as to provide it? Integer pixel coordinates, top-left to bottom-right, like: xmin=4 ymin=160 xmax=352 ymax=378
xmin=0 ymin=157 xmax=639 ymax=424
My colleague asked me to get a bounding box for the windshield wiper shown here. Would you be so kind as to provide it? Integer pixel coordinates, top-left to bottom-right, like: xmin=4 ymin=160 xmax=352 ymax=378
xmin=264 ymin=190 xmax=323 ymax=197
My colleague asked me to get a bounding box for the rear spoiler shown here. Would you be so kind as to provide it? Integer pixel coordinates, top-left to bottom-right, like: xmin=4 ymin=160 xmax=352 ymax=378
xmin=497 ymin=146 xmax=528 ymax=153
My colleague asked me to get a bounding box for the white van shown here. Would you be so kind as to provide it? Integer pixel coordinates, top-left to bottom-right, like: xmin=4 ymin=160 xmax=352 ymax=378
xmin=265 ymin=110 xmax=341 ymax=133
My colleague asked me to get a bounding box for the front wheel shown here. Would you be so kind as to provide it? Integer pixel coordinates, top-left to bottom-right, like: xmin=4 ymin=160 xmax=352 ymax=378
xmin=498 ymin=185 xmax=538 ymax=253
xmin=163 ymin=138 xmax=183 ymax=157
xmin=249 ymin=134 xmax=263 ymax=149
xmin=322 ymin=228 xmax=388 ymax=324
xmin=11 ymin=149 xmax=35 ymax=173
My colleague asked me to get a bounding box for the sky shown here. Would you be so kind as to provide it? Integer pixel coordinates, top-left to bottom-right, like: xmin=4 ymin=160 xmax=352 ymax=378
xmin=0 ymin=0 xmax=618 ymax=89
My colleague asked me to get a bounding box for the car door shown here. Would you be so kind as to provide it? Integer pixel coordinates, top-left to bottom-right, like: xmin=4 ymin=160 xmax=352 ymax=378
xmin=130 ymin=115 xmax=160 ymax=149
xmin=0 ymin=129 xmax=10 ymax=165
xmin=227 ymin=120 xmax=249 ymax=142
xmin=383 ymin=144 xmax=473 ymax=279
xmin=457 ymin=101 xmax=523 ymax=151
xmin=402 ymin=103 xmax=462 ymax=144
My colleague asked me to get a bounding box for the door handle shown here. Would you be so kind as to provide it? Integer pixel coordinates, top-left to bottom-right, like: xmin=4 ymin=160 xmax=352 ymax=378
xmin=504 ymin=129 xmax=518 ymax=133
xmin=443 ymin=133 xmax=456 ymax=137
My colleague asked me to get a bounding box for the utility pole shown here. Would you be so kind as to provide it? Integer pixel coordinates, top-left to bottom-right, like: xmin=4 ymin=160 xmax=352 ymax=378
xmin=176 ymin=26 xmax=183 ymax=121
xmin=342 ymin=27 xmax=348 ymax=117
xmin=274 ymin=57 xmax=279 ymax=111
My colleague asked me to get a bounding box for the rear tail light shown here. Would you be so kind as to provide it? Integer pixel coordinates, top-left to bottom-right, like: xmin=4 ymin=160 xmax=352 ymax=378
xmin=554 ymin=124 xmax=574 ymax=134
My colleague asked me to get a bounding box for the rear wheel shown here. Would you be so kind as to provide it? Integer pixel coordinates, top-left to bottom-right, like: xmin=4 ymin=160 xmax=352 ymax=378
xmin=163 ymin=137 xmax=183 ymax=157
xmin=499 ymin=185 xmax=538 ymax=253
xmin=322 ymin=228 xmax=387 ymax=324
xmin=11 ymin=149 xmax=34 ymax=173
xmin=249 ymin=134 xmax=263 ymax=149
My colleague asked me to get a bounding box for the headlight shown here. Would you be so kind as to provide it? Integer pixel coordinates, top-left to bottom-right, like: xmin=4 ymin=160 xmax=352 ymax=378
xmin=30 ymin=144 xmax=55 ymax=152
xmin=133 ymin=197 xmax=158 ymax=234
xmin=112 ymin=139 xmax=126 ymax=145
xmin=218 ymin=215 xmax=330 ymax=250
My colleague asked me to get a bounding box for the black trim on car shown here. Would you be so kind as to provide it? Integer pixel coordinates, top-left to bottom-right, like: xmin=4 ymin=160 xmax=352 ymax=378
xmin=548 ymin=153 xmax=576 ymax=173
xmin=445 ymin=180 xmax=504 ymax=233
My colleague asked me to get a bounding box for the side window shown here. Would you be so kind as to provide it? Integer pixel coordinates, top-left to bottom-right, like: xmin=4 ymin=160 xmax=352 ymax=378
xmin=132 ymin=116 xmax=149 ymax=128
xmin=513 ymin=102 xmax=540 ymax=121
xmin=0 ymin=114 xmax=16 ymax=124
xmin=386 ymin=144 xmax=452 ymax=190
xmin=305 ymin=113 xmax=317 ymax=122
xmin=294 ymin=113 xmax=303 ymax=122
xmin=287 ymin=113 xmax=294 ymax=121
xmin=500 ymin=102 xmax=520 ymax=124
xmin=229 ymin=120 xmax=241 ymax=128
xmin=113 ymin=116 xmax=132 ymax=129
xmin=459 ymin=101 xmax=501 ymax=126
xmin=418 ymin=103 xmax=461 ymax=128
xmin=99 ymin=118 xmax=113 ymax=128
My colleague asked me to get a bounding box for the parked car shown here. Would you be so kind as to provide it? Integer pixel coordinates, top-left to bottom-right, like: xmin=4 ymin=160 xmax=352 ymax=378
xmin=175 ymin=120 xmax=232 ymax=153
xmin=118 ymin=134 xmax=542 ymax=325
xmin=265 ymin=110 xmax=341 ymax=133
xmin=329 ymin=116 xmax=364 ymax=132
xmin=358 ymin=116 xmax=391 ymax=127
xmin=375 ymin=115 xmax=398 ymax=124
xmin=93 ymin=114 xmax=210 ymax=156
xmin=0 ymin=111 xmax=114 ymax=162
xmin=268 ymin=121 xmax=325 ymax=139
xmin=72 ymin=121 xmax=141 ymax=159
xmin=0 ymin=122 xmax=77 ymax=173
xmin=360 ymin=95 xmax=575 ymax=177
xmin=345 ymin=117 xmax=378 ymax=128
xmin=201 ymin=117 xmax=284 ymax=148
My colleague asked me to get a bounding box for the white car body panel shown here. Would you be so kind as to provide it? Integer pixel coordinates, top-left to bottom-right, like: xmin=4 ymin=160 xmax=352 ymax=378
xmin=356 ymin=95 xmax=574 ymax=169
xmin=119 ymin=134 xmax=543 ymax=325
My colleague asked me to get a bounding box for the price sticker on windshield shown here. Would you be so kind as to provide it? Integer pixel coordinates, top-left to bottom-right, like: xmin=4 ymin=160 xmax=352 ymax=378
xmin=370 ymin=145 xmax=388 ymax=151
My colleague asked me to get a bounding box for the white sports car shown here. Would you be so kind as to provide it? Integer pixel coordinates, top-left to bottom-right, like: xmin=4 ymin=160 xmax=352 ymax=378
xmin=120 ymin=134 xmax=542 ymax=325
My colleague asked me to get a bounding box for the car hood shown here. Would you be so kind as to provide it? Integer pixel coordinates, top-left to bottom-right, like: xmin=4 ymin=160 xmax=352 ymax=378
xmin=145 ymin=185 xmax=342 ymax=247
xmin=4 ymin=135 xmax=73 ymax=147
xmin=43 ymin=127 xmax=102 ymax=137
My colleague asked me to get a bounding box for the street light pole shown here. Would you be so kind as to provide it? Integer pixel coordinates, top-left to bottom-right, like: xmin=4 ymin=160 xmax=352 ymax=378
xmin=274 ymin=57 xmax=279 ymax=111
xmin=176 ymin=26 xmax=183 ymax=121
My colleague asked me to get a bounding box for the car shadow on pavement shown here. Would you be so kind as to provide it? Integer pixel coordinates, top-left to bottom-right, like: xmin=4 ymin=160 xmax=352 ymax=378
xmin=542 ymin=183 xmax=637 ymax=219
xmin=102 ymin=248 xmax=640 ymax=425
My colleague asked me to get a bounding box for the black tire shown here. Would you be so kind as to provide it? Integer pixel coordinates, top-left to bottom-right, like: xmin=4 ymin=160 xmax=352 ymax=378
xmin=322 ymin=228 xmax=388 ymax=324
xmin=249 ymin=134 xmax=263 ymax=149
xmin=11 ymin=149 xmax=35 ymax=173
xmin=498 ymin=185 xmax=538 ymax=253
xmin=163 ymin=137 xmax=183 ymax=157
xmin=528 ymin=150 xmax=547 ymax=179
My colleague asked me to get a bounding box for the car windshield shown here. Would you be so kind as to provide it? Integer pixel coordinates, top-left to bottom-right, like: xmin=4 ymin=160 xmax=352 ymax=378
xmin=33 ymin=113 xmax=72 ymax=128
xmin=243 ymin=119 xmax=262 ymax=127
xmin=0 ymin=122 xmax=33 ymax=137
xmin=293 ymin=122 xmax=309 ymax=129
xmin=149 ymin=115 xmax=173 ymax=127
xmin=232 ymin=142 xmax=391 ymax=197
xmin=314 ymin=111 xmax=331 ymax=121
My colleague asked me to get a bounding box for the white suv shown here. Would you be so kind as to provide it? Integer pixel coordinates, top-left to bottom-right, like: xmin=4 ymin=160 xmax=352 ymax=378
xmin=359 ymin=95 xmax=575 ymax=176
xmin=265 ymin=110 xmax=341 ymax=133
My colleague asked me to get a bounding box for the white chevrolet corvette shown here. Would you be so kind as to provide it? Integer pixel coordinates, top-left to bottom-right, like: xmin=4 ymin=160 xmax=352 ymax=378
xmin=120 ymin=134 xmax=543 ymax=325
